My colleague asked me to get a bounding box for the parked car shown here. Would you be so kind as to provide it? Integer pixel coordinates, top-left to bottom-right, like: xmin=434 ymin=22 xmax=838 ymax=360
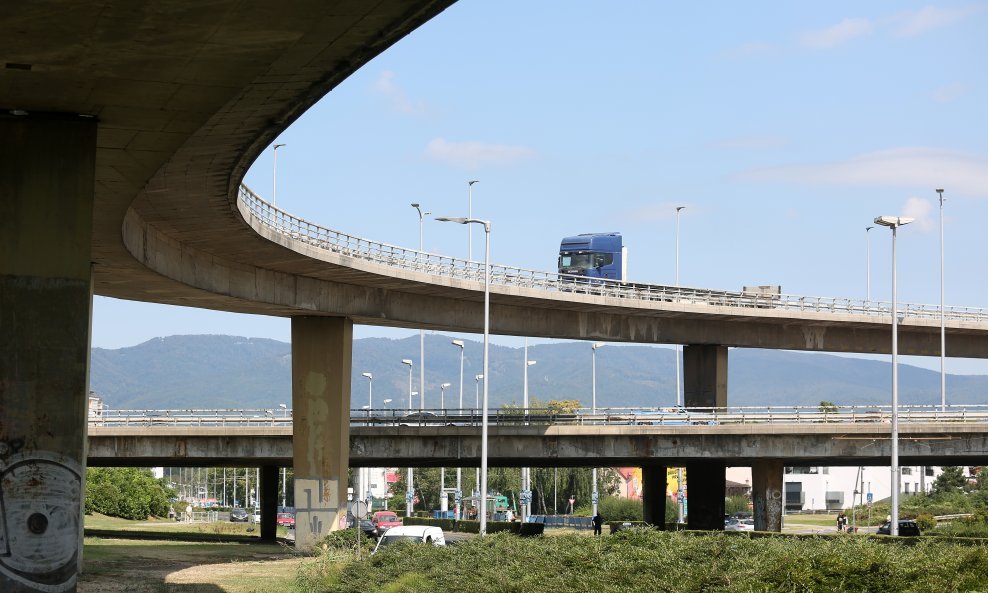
xmin=251 ymin=509 xmax=261 ymax=523
xmin=229 ymin=508 xmax=248 ymax=522
xmin=277 ymin=512 xmax=295 ymax=528
xmin=371 ymin=526 xmax=446 ymax=554
xmin=725 ymin=518 xmax=755 ymax=532
xmin=371 ymin=510 xmax=402 ymax=536
xmin=877 ymin=520 xmax=921 ymax=536
xmin=347 ymin=517 xmax=377 ymax=538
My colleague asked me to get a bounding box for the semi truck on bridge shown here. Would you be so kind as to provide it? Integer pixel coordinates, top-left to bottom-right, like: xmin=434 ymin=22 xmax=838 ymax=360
xmin=558 ymin=232 xmax=780 ymax=304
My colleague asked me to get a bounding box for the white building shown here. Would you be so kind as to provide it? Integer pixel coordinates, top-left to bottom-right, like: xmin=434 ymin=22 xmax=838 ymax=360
xmin=728 ymin=465 xmax=942 ymax=511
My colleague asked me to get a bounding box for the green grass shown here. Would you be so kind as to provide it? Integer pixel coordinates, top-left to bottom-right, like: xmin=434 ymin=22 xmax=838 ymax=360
xmin=84 ymin=513 xmax=291 ymax=539
xmin=81 ymin=537 xmax=299 ymax=593
xmin=305 ymin=530 xmax=988 ymax=593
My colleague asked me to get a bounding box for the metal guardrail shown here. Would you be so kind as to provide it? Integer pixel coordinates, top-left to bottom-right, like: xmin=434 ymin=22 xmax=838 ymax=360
xmin=88 ymin=405 xmax=988 ymax=427
xmin=238 ymin=183 xmax=988 ymax=322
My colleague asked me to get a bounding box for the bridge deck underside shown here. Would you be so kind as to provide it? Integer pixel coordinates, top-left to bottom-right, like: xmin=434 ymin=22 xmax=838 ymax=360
xmin=87 ymin=425 xmax=988 ymax=468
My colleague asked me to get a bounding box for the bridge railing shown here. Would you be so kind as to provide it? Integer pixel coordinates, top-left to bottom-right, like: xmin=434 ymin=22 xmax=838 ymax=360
xmin=238 ymin=183 xmax=988 ymax=322
xmin=90 ymin=404 xmax=988 ymax=427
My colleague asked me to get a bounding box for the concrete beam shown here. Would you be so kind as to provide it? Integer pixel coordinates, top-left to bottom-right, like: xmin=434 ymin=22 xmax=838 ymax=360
xmin=641 ymin=464 xmax=667 ymax=527
xmin=686 ymin=462 xmax=726 ymax=531
xmin=85 ymin=424 xmax=988 ymax=468
xmin=684 ymin=344 xmax=728 ymax=408
xmin=259 ymin=466 xmax=279 ymax=541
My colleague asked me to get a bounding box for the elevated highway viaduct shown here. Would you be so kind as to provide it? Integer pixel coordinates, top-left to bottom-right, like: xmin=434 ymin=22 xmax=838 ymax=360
xmin=4 ymin=2 xmax=988 ymax=591
xmin=87 ymin=422 xmax=988 ymax=534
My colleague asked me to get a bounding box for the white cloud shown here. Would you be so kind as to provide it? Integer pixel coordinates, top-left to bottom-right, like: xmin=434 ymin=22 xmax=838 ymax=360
xmin=902 ymin=197 xmax=935 ymax=232
xmin=425 ymin=138 xmax=536 ymax=169
xmin=932 ymin=82 xmax=970 ymax=104
xmin=798 ymin=18 xmax=873 ymax=49
xmin=890 ymin=4 xmax=982 ymax=36
xmin=373 ymin=70 xmax=430 ymax=116
xmin=736 ymin=148 xmax=988 ymax=198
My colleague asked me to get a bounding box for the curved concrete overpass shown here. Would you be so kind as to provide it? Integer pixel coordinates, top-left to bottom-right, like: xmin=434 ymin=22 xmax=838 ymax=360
xmin=4 ymin=4 xmax=988 ymax=586
xmin=5 ymin=4 xmax=988 ymax=357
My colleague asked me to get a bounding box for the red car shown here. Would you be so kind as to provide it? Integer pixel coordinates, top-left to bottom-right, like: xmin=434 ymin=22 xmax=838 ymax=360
xmin=371 ymin=511 xmax=402 ymax=536
xmin=277 ymin=512 xmax=295 ymax=528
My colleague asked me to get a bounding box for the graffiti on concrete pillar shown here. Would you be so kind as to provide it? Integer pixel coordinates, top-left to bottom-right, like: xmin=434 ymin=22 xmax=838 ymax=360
xmin=0 ymin=449 xmax=82 ymax=593
xmin=294 ymin=477 xmax=340 ymax=548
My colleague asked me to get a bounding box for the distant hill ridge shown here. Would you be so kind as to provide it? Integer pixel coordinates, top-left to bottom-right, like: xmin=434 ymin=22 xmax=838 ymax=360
xmin=89 ymin=334 xmax=988 ymax=410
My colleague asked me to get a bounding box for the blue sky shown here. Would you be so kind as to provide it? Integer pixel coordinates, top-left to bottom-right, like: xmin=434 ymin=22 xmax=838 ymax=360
xmin=94 ymin=2 xmax=988 ymax=372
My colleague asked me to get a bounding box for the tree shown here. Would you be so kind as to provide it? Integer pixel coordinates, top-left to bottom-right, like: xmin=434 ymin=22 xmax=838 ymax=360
xmin=86 ymin=467 xmax=173 ymax=520
xmin=932 ymin=466 xmax=968 ymax=496
xmin=818 ymin=400 xmax=838 ymax=414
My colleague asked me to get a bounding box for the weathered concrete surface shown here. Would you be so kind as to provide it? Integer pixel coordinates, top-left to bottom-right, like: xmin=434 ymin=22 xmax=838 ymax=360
xmin=684 ymin=344 xmax=728 ymax=408
xmin=291 ymin=317 xmax=352 ymax=548
xmin=87 ymin=423 xmax=988 ymax=467
xmin=260 ymin=466 xmax=279 ymax=541
xmin=0 ymin=115 xmax=96 ymax=593
xmin=752 ymin=460 xmax=784 ymax=532
xmin=686 ymin=461 xmax=726 ymax=531
xmin=641 ymin=464 xmax=667 ymax=527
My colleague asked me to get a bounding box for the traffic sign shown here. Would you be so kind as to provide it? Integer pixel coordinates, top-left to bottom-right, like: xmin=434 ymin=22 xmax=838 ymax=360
xmin=349 ymin=500 xmax=369 ymax=519
xmin=866 ymin=492 xmax=873 ymax=507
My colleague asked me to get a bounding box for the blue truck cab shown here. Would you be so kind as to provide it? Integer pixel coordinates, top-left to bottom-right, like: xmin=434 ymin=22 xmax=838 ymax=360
xmin=558 ymin=233 xmax=627 ymax=282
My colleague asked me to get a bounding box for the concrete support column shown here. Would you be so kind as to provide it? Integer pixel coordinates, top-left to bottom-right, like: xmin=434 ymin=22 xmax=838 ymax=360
xmin=683 ymin=344 xmax=728 ymax=408
xmin=291 ymin=317 xmax=353 ymax=549
xmin=1 ymin=114 xmax=96 ymax=593
xmin=752 ymin=460 xmax=784 ymax=532
xmin=641 ymin=464 xmax=667 ymax=528
xmin=259 ymin=466 xmax=280 ymax=540
xmin=684 ymin=461 xmax=726 ymax=530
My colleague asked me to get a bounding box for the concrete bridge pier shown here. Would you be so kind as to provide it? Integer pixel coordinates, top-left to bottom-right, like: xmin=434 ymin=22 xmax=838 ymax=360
xmin=259 ymin=466 xmax=280 ymax=540
xmin=641 ymin=464 xmax=668 ymax=528
xmin=1 ymin=115 xmax=97 ymax=593
xmin=752 ymin=460 xmax=784 ymax=532
xmin=291 ymin=317 xmax=353 ymax=549
xmin=684 ymin=344 xmax=728 ymax=530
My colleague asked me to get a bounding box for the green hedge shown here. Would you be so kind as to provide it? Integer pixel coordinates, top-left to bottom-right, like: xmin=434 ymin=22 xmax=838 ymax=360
xmin=403 ymin=516 xmax=544 ymax=537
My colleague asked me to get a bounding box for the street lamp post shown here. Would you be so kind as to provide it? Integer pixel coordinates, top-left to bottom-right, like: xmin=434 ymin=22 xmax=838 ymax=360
xmin=866 ymin=226 xmax=873 ymax=301
xmin=591 ymin=342 xmax=604 ymax=518
xmin=452 ymin=339 xmax=465 ymax=519
xmin=411 ymin=203 xmax=431 ymax=411
xmin=401 ymin=359 xmax=414 ymax=516
xmin=438 ymin=215 xmax=491 ymax=534
xmin=361 ymin=372 xmax=373 ymax=505
xmin=272 ymin=143 xmax=286 ymax=207
xmin=440 ymin=381 xmax=451 ymax=511
xmin=474 ymin=373 xmax=483 ymax=502
xmin=675 ymin=205 xmax=686 ymax=524
xmin=874 ymin=214 xmax=914 ymax=536
xmin=467 ymin=181 xmax=479 ymax=261
xmin=937 ymin=189 xmax=946 ymax=412
xmin=522 ymin=340 xmax=537 ymax=521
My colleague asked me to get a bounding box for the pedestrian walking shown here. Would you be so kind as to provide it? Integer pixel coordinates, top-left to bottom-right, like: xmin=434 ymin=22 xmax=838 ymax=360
xmin=592 ymin=512 xmax=603 ymax=536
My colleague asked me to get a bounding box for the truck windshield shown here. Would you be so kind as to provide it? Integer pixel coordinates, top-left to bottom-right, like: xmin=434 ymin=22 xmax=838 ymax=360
xmin=559 ymin=252 xmax=612 ymax=271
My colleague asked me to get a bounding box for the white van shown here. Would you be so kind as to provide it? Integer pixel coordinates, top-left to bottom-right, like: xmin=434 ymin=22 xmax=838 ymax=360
xmin=371 ymin=525 xmax=446 ymax=554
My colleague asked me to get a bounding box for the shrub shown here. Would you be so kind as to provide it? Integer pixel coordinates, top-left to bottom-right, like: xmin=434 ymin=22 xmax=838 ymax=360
xmin=914 ymin=513 xmax=936 ymax=532
xmin=85 ymin=467 xmax=172 ymax=520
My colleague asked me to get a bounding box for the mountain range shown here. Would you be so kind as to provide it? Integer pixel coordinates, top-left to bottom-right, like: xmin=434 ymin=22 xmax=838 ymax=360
xmin=89 ymin=334 xmax=988 ymax=411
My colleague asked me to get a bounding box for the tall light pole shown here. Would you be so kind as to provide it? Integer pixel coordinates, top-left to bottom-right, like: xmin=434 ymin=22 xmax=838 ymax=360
xmin=440 ymin=382 xmax=451 ymax=511
xmin=591 ymin=342 xmax=604 ymax=518
xmin=674 ymin=205 xmax=686 ymax=524
xmin=938 ymin=189 xmax=946 ymax=412
xmin=865 ymin=226 xmax=873 ymax=301
xmin=411 ymin=203 xmax=431 ymax=411
xmin=522 ymin=339 xmax=537 ymax=521
xmin=467 ymin=180 xmax=479 ymax=261
xmin=874 ymin=214 xmax=914 ymax=536
xmin=401 ymin=358 xmax=414 ymax=516
xmin=278 ymin=403 xmax=287 ymax=507
xmin=438 ymin=215 xmax=491 ymax=534
xmin=474 ymin=372 xmax=483 ymax=504
xmin=272 ymin=143 xmax=286 ymax=207
xmin=452 ymin=339 xmax=465 ymax=519
xmin=361 ymin=372 xmax=373 ymax=505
